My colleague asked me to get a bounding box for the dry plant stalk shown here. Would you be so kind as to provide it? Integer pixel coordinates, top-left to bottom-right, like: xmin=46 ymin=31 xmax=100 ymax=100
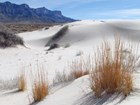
xmin=90 ymin=37 xmax=136 ymax=97
xmin=18 ymin=70 xmax=26 ymax=91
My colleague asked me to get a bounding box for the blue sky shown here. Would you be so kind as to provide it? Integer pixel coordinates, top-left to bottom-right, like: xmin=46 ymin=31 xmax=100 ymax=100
xmin=1 ymin=0 xmax=140 ymax=20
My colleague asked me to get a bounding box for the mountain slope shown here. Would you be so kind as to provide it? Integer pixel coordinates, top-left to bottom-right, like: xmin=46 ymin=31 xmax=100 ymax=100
xmin=0 ymin=1 xmax=75 ymax=23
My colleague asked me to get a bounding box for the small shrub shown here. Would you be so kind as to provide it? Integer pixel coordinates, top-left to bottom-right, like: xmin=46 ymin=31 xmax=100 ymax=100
xmin=47 ymin=43 xmax=59 ymax=51
xmin=44 ymin=27 xmax=49 ymax=30
xmin=90 ymin=37 xmax=137 ymax=97
xmin=32 ymin=64 xmax=48 ymax=102
xmin=0 ymin=31 xmax=24 ymax=48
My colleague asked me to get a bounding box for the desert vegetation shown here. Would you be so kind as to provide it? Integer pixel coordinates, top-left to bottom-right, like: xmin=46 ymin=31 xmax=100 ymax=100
xmin=18 ymin=71 xmax=26 ymax=91
xmin=90 ymin=38 xmax=138 ymax=97
xmin=4 ymin=23 xmax=53 ymax=33
xmin=53 ymin=57 xmax=89 ymax=85
xmin=31 ymin=64 xmax=49 ymax=103
xmin=53 ymin=70 xmax=75 ymax=86
xmin=0 ymin=70 xmax=26 ymax=91
xmin=0 ymin=23 xmax=24 ymax=48
xmin=0 ymin=30 xmax=24 ymax=48
xmin=47 ymin=43 xmax=59 ymax=51
xmin=69 ymin=57 xmax=89 ymax=79
xmin=46 ymin=25 xmax=69 ymax=46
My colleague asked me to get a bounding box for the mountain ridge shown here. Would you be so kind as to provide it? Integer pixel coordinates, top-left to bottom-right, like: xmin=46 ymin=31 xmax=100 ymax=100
xmin=0 ymin=1 xmax=76 ymax=23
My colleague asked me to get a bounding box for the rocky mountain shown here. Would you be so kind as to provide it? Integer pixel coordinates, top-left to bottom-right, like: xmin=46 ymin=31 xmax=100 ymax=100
xmin=0 ymin=1 xmax=75 ymax=23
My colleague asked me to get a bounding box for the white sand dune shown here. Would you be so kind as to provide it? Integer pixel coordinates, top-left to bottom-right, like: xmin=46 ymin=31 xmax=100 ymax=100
xmin=19 ymin=20 xmax=140 ymax=49
xmin=0 ymin=20 xmax=140 ymax=105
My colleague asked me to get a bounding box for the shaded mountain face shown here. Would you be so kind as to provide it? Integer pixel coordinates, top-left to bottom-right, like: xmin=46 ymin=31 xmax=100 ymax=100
xmin=0 ymin=1 xmax=75 ymax=23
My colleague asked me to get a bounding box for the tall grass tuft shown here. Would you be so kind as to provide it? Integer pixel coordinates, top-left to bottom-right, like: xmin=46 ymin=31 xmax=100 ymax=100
xmin=32 ymin=64 xmax=49 ymax=102
xmin=90 ymin=37 xmax=137 ymax=97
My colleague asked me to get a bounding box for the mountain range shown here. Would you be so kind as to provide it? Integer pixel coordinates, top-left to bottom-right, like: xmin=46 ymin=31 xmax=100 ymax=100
xmin=0 ymin=1 xmax=75 ymax=23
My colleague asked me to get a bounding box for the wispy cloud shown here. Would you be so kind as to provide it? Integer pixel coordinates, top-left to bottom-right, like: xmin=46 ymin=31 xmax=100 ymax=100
xmin=118 ymin=9 xmax=140 ymax=15
xmin=89 ymin=9 xmax=140 ymax=19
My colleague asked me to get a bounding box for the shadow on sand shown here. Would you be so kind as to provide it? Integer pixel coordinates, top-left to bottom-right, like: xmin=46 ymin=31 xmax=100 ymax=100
xmin=29 ymin=101 xmax=39 ymax=105
xmin=2 ymin=89 xmax=22 ymax=96
xmin=74 ymin=92 xmax=126 ymax=105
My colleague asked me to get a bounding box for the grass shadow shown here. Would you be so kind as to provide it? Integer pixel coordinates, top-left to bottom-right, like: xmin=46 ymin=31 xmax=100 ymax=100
xmin=29 ymin=101 xmax=39 ymax=105
xmin=74 ymin=92 xmax=125 ymax=105
xmin=2 ymin=89 xmax=22 ymax=96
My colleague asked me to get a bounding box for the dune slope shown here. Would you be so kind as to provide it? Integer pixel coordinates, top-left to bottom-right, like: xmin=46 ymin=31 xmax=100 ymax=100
xmin=0 ymin=20 xmax=140 ymax=105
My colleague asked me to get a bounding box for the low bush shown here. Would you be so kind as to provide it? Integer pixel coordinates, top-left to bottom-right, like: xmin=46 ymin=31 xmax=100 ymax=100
xmin=0 ymin=31 xmax=24 ymax=48
xmin=47 ymin=43 xmax=59 ymax=51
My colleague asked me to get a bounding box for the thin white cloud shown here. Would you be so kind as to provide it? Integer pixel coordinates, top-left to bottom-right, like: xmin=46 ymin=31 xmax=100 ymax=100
xmin=118 ymin=9 xmax=140 ymax=15
xmin=90 ymin=8 xmax=140 ymax=19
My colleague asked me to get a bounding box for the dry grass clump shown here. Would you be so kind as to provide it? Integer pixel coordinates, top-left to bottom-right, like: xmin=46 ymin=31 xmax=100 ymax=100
xmin=0 ymin=67 xmax=26 ymax=91
xmin=72 ymin=68 xmax=89 ymax=79
xmin=70 ymin=58 xmax=89 ymax=79
xmin=18 ymin=71 xmax=26 ymax=91
xmin=53 ymin=71 xmax=72 ymax=85
xmin=53 ymin=58 xmax=89 ymax=86
xmin=90 ymin=38 xmax=137 ymax=97
xmin=32 ymin=64 xmax=49 ymax=102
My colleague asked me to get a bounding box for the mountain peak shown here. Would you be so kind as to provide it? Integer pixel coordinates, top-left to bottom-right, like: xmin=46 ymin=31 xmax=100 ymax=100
xmin=20 ymin=4 xmax=29 ymax=8
xmin=0 ymin=2 xmax=75 ymax=23
xmin=4 ymin=1 xmax=11 ymax=4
